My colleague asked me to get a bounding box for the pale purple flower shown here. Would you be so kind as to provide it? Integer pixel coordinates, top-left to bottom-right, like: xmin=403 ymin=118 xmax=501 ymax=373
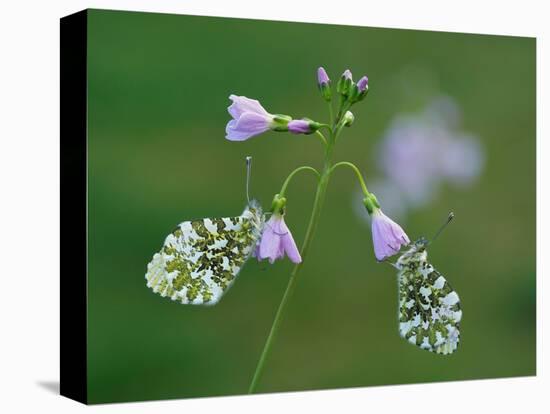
xmin=317 ymin=67 xmax=330 ymax=85
xmin=225 ymin=95 xmax=275 ymax=141
xmin=288 ymin=119 xmax=311 ymax=134
xmin=253 ymin=214 xmax=301 ymax=264
xmin=371 ymin=208 xmax=410 ymax=261
xmin=357 ymin=76 xmax=369 ymax=92
xmin=342 ymin=69 xmax=353 ymax=80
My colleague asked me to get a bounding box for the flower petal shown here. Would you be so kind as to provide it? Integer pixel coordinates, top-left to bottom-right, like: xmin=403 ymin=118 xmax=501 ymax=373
xmin=371 ymin=209 xmax=409 ymax=261
xmin=257 ymin=228 xmax=281 ymax=263
xmin=279 ymin=219 xmax=302 ymax=263
xmin=258 ymin=217 xmax=285 ymax=263
xmin=228 ymin=95 xmax=269 ymax=119
xmin=225 ymin=112 xmax=272 ymax=141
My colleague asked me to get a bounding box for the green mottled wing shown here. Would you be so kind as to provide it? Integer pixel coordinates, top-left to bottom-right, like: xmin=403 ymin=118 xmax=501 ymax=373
xmin=145 ymin=200 xmax=264 ymax=305
xmin=396 ymin=244 xmax=462 ymax=355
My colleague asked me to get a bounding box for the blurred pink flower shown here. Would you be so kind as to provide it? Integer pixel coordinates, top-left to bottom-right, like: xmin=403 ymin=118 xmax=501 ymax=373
xmin=373 ymin=96 xmax=485 ymax=218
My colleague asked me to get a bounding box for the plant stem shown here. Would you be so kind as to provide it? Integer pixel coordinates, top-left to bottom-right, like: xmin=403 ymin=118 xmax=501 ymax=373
xmin=279 ymin=166 xmax=320 ymax=198
xmin=248 ymin=144 xmax=334 ymax=394
xmin=330 ymin=161 xmax=370 ymax=196
xmin=314 ymin=130 xmax=328 ymax=147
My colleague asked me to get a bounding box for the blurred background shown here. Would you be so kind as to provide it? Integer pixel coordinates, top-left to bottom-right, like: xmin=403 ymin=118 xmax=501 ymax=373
xmin=87 ymin=9 xmax=536 ymax=404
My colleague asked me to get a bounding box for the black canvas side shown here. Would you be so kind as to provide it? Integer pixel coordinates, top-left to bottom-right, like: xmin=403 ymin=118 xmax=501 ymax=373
xmin=60 ymin=9 xmax=88 ymax=404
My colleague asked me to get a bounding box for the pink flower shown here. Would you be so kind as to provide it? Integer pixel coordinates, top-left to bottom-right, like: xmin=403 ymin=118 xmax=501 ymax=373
xmin=371 ymin=208 xmax=410 ymax=261
xmin=225 ymin=95 xmax=276 ymax=141
xmin=254 ymin=214 xmax=301 ymax=264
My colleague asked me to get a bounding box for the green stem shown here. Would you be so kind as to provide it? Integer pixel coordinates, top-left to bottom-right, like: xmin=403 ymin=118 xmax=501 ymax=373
xmin=314 ymin=130 xmax=328 ymax=147
xmin=248 ymin=142 xmax=334 ymax=394
xmin=327 ymin=102 xmax=334 ymax=126
xmin=279 ymin=166 xmax=320 ymax=197
xmin=330 ymin=161 xmax=370 ymax=196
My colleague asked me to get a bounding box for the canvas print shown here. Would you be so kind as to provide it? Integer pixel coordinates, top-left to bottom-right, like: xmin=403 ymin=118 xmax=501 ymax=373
xmin=61 ymin=8 xmax=536 ymax=404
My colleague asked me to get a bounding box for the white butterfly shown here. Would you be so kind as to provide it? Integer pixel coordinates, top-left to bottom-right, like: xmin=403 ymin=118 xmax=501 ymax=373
xmin=394 ymin=215 xmax=462 ymax=355
xmin=145 ymin=200 xmax=264 ymax=305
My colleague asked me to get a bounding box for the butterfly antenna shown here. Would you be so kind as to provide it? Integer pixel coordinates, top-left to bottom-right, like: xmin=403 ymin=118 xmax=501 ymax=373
xmin=245 ymin=155 xmax=252 ymax=203
xmin=383 ymin=259 xmax=400 ymax=270
xmin=430 ymin=212 xmax=455 ymax=244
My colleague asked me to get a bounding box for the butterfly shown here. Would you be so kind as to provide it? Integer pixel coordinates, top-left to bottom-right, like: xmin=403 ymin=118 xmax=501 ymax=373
xmin=394 ymin=216 xmax=462 ymax=355
xmin=145 ymin=199 xmax=264 ymax=305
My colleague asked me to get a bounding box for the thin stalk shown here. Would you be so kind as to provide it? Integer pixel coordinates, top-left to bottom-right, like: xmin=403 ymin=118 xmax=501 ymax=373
xmin=248 ymin=142 xmax=334 ymax=394
xmin=327 ymin=102 xmax=334 ymax=126
xmin=330 ymin=161 xmax=370 ymax=196
xmin=279 ymin=166 xmax=320 ymax=197
xmin=314 ymin=130 xmax=328 ymax=147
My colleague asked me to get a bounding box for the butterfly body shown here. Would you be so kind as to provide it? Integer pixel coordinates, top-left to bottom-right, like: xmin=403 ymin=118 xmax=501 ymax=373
xmin=145 ymin=200 xmax=264 ymax=305
xmin=396 ymin=239 xmax=462 ymax=355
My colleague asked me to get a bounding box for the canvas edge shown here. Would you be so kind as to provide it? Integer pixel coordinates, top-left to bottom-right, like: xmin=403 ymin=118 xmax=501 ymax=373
xmin=60 ymin=8 xmax=88 ymax=405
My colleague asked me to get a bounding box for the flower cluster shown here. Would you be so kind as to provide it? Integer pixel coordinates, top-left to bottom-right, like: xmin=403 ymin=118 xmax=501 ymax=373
xmin=226 ymin=67 xmax=410 ymax=264
xmin=336 ymin=69 xmax=369 ymax=103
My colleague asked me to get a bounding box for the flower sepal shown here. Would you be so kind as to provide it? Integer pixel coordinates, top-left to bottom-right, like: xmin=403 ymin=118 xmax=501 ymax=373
xmin=362 ymin=193 xmax=380 ymax=215
xmin=271 ymin=114 xmax=293 ymax=131
xmin=270 ymin=193 xmax=287 ymax=214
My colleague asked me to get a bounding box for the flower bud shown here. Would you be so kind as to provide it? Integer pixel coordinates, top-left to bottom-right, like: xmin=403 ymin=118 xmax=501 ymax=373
xmin=317 ymin=67 xmax=332 ymax=102
xmin=317 ymin=67 xmax=330 ymax=85
xmin=357 ymin=75 xmax=368 ymax=92
xmin=288 ymin=118 xmax=322 ymax=135
xmin=337 ymin=69 xmax=353 ymax=96
xmin=342 ymin=111 xmax=355 ymax=127
xmin=356 ymin=75 xmax=369 ymax=101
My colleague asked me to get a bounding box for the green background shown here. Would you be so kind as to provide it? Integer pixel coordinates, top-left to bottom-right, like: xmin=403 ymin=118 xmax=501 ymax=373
xmin=86 ymin=9 xmax=536 ymax=404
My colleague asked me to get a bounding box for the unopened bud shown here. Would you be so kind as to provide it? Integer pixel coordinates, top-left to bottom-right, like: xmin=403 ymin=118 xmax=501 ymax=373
xmin=288 ymin=118 xmax=322 ymax=135
xmin=337 ymin=69 xmax=353 ymax=96
xmin=342 ymin=111 xmax=355 ymax=127
xmin=317 ymin=67 xmax=332 ymax=102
